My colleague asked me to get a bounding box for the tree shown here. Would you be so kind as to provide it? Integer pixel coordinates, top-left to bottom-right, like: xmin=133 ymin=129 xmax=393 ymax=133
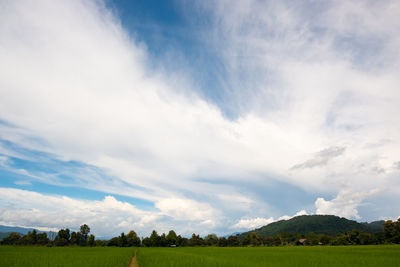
xmin=176 ymin=235 xmax=187 ymax=247
xmin=119 ymin=232 xmax=128 ymax=247
xmin=249 ymin=232 xmax=261 ymax=246
xmin=373 ymin=231 xmax=385 ymax=244
xmin=331 ymin=234 xmax=349 ymax=245
xmin=280 ymin=232 xmax=299 ymax=245
xmin=70 ymin=231 xmax=81 ymax=245
xmin=261 ymin=236 xmax=276 ymax=246
xmin=345 ymin=230 xmax=373 ymax=245
xmin=108 ymin=237 xmax=120 ymax=246
xmin=142 ymin=237 xmax=151 ymax=247
xmin=88 ymin=234 xmax=95 ymax=246
xmin=1 ymin=232 xmax=21 ymax=245
xmin=80 ymin=224 xmax=90 ymax=246
xmin=95 ymin=239 xmax=107 ymax=246
xmin=37 ymin=232 xmax=50 ymax=245
xmin=166 ymin=230 xmax=178 ymax=246
xmin=160 ymin=233 xmax=167 ymax=247
xmin=241 ymin=234 xmax=251 ymax=246
xmin=319 ymin=234 xmax=333 ymax=245
xmin=227 ymin=235 xmax=239 ymax=246
xmin=189 ymin=233 xmax=204 ymax=246
xmin=384 ymin=219 xmax=400 ymax=244
xmin=205 ymin=234 xmax=218 ymax=246
xmin=17 ymin=230 xmax=38 ymax=245
xmin=149 ymin=230 xmax=161 ymax=247
xmin=31 ymin=229 xmax=38 ymax=244
xmin=305 ymin=232 xmax=319 ymax=246
xmin=58 ymin=228 xmax=71 ymax=240
xmin=55 ymin=228 xmax=70 ymax=246
xmin=217 ymin=237 xmax=227 ymax=247
xmin=127 ymin=230 xmax=141 ymax=247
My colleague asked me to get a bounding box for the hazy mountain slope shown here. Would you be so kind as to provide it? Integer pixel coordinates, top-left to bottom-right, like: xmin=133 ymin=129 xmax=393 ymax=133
xmin=0 ymin=225 xmax=57 ymax=240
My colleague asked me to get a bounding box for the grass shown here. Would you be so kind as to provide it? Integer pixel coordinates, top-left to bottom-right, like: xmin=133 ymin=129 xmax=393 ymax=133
xmin=0 ymin=246 xmax=135 ymax=267
xmin=136 ymin=245 xmax=400 ymax=267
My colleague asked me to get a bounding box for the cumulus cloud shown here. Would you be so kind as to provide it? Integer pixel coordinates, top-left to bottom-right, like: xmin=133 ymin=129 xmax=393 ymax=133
xmin=155 ymin=198 xmax=217 ymax=223
xmin=277 ymin=210 xmax=308 ymax=221
xmin=0 ymin=187 xmax=146 ymax=236
xmin=232 ymin=217 xmax=275 ymax=230
xmin=315 ymin=189 xmax=380 ymax=219
xmin=0 ymin=187 xmax=220 ymax=237
xmin=232 ymin=210 xmax=308 ymax=230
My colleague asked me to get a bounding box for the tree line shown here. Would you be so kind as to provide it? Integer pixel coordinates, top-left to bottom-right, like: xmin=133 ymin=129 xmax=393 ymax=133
xmin=2 ymin=218 xmax=399 ymax=247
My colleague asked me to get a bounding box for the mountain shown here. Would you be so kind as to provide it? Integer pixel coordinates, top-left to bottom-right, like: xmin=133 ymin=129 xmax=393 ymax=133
xmin=241 ymin=215 xmax=384 ymax=236
xmin=0 ymin=225 xmax=57 ymax=240
xmin=0 ymin=225 xmax=37 ymax=234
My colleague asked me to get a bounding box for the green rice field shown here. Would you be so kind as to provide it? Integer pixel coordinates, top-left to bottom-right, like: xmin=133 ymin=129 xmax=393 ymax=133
xmin=136 ymin=245 xmax=400 ymax=267
xmin=0 ymin=246 xmax=134 ymax=267
xmin=1 ymin=245 xmax=399 ymax=267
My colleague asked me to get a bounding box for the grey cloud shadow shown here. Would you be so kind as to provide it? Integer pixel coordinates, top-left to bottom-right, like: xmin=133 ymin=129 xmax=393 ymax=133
xmin=291 ymin=146 xmax=346 ymax=170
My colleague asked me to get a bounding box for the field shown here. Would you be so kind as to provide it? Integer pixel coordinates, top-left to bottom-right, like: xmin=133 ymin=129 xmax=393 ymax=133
xmin=136 ymin=245 xmax=400 ymax=267
xmin=0 ymin=246 xmax=134 ymax=267
xmin=1 ymin=245 xmax=400 ymax=267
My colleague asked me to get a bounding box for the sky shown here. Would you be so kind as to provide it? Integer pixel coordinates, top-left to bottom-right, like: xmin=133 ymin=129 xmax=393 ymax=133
xmin=0 ymin=0 xmax=400 ymax=238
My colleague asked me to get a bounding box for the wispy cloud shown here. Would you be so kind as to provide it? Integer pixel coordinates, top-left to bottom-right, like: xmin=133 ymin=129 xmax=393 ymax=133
xmin=291 ymin=146 xmax=346 ymax=170
xmin=14 ymin=180 xmax=32 ymax=186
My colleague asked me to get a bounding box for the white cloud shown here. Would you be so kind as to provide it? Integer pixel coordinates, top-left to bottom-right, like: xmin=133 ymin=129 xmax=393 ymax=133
xmin=234 ymin=188 xmax=385 ymax=230
xmin=155 ymin=198 xmax=217 ymax=223
xmin=232 ymin=217 xmax=275 ymax=230
xmin=196 ymin=0 xmax=400 ymax=195
xmin=315 ymin=189 xmax=380 ymax=219
xmin=0 ymin=0 xmax=277 ymax=198
xmin=0 ymin=187 xmax=148 ymax=236
xmin=232 ymin=210 xmax=308 ymax=230
xmin=277 ymin=210 xmax=308 ymax=221
xmin=0 ymin=187 xmax=221 ymax=237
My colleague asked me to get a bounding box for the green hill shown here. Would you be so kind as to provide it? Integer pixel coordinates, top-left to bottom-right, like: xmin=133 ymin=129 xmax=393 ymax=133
xmin=242 ymin=215 xmax=384 ymax=236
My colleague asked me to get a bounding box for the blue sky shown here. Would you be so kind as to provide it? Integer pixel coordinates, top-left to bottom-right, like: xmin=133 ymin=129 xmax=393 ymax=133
xmin=0 ymin=0 xmax=400 ymax=237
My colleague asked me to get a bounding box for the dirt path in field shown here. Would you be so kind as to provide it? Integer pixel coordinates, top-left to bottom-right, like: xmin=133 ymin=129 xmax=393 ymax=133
xmin=129 ymin=252 xmax=137 ymax=267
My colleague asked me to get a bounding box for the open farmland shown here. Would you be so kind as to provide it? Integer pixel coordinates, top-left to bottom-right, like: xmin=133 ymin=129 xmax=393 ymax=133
xmin=0 ymin=246 xmax=134 ymax=267
xmin=1 ymin=245 xmax=400 ymax=266
xmin=136 ymin=245 xmax=400 ymax=267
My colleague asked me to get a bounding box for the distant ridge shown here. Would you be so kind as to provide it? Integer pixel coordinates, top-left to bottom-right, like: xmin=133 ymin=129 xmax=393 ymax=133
xmin=0 ymin=225 xmax=57 ymax=240
xmin=241 ymin=215 xmax=384 ymax=236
